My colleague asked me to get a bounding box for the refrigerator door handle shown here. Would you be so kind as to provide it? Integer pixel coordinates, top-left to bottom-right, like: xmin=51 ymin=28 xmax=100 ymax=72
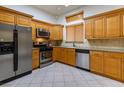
xmin=13 ymin=29 xmax=18 ymax=71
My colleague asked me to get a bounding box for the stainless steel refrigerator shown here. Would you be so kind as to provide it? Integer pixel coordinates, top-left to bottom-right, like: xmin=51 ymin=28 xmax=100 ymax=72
xmin=0 ymin=23 xmax=32 ymax=83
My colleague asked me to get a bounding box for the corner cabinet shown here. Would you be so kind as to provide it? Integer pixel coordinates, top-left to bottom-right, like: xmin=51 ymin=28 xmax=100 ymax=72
xmin=52 ymin=47 xmax=76 ymax=66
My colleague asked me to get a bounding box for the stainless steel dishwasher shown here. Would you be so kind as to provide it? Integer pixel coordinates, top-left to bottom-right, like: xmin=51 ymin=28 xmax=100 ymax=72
xmin=76 ymin=49 xmax=90 ymax=70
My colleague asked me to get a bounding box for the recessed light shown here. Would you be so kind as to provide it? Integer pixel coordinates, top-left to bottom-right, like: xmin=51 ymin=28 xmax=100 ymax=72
xmin=65 ymin=5 xmax=69 ymax=7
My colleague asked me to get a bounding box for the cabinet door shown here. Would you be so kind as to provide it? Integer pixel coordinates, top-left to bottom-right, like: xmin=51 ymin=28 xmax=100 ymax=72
xmin=90 ymin=51 xmax=103 ymax=73
xmin=75 ymin=24 xmax=83 ymax=42
xmin=31 ymin=22 xmax=36 ymax=41
xmin=67 ymin=49 xmax=76 ymax=66
xmin=52 ymin=26 xmax=60 ymax=40
xmin=17 ymin=15 xmax=31 ymax=27
xmin=0 ymin=11 xmax=15 ymax=24
xmin=32 ymin=49 xmax=39 ymax=69
xmin=60 ymin=48 xmax=67 ymax=63
xmin=94 ymin=17 xmax=105 ymax=38
xmin=59 ymin=26 xmax=63 ymax=40
xmin=105 ymin=13 xmax=121 ymax=37
xmin=122 ymin=57 xmax=124 ymax=81
xmin=66 ymin=26 xmax=75 ymax=42
xmin=85 ymin=19 xmax=93 ymax=39
xmin=52 ymin=48 xmax=58 ymax=61
xmin=121 ymin=12 xmax=124 ymax=37
xmin=103 ymin=52 xmax=122 ymax=80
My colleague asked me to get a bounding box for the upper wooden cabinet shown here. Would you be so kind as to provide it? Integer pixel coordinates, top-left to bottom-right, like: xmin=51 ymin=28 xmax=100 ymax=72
xmin=16 ymin=15 xmax=31 ymax=27
xmin=121 ymin=12 xmax=124 ymax=37
xmin=0 ymin=6 xmax=33 ymax=26
xmin=31 ymin=22 xmax=36 ymax=41
xmin=90 ymin=51 xmax=103 ymax=74
xmin=52 ymin=25 xmax=63 ymax=40
xmin=85 ymin=19 xmax=93 ymax=39
xmin=94 ymin=17 xmax=105 ymax=38
xmin=105 ymin=13 xmax=121 ymax=37
xmin=66 ymin=12 xmax=83 ymax=23
xmin=75 ymin=24 xmax=83 ymax=42
xmin=66 ymin=25 xmax=75 ymax=42
xmin=0 ymin=10 xmax=15 ymax=24
xmin=84 ymin=8 xmax=124 ymax=39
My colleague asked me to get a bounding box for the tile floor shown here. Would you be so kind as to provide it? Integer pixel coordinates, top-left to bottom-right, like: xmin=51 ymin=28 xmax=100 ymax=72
xmin=1 ymin=62 xmax=124 ymax=87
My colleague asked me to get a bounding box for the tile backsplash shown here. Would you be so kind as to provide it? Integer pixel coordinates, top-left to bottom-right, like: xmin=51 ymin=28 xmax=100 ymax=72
xmin=62 ymin=38 xmax=124 ymax=49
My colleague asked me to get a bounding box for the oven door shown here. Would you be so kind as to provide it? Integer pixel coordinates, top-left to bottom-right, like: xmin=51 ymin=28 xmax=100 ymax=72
xmin=40 ymin=51 xmax=52 ymax=63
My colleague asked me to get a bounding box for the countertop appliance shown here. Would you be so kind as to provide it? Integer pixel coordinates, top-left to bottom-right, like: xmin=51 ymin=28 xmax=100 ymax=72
xmin=36 ymin=28 xmax=50 ymax=38
xmin=76 ymin=49 xmax=90 ymax=70
xmin=0 ymin=23 xmax=32 ymax=84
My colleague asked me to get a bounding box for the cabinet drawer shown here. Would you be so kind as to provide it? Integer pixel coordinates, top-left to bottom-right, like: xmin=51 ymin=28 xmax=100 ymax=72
xmin=17 ymin=15 xmax=31 ymax=27
xmin=90 ymin=51 xmax=103 ymax=57
xmin=104 ymin=52 xmax=122 ymax=58
xmin=0 ymin=11 xmax=15 ymax=24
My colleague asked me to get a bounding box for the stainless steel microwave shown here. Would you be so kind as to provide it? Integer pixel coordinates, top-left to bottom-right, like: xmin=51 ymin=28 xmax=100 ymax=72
xmin=36 ymin=28 xmax=50 ymax=38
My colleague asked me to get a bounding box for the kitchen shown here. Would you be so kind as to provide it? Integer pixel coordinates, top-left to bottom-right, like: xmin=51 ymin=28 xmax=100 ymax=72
xmin=0 ymin=5 xmax=124 ymax=87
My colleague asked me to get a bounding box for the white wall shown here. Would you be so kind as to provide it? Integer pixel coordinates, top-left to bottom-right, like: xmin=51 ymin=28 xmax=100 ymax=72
xmin=56 ymin=5 xmax=124 ymax=41
xmin=3 ymin=5 xmax=57 ymax=23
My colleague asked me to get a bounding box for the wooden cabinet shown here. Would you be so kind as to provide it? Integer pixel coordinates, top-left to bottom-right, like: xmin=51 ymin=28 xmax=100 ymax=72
xmin=122 ymin=55 xmax=124 ymax=81
xmin=17 ymin=15 xmax=31 ymax=27
xmin=32 ymin=48 xmax=40 ymax=69
xmin=31 ymin=22 xmax=36 ymax=41
xmin=67 ymin=49 xmax=76 ymax=66
xmin=105 ymin=13 xmax=121 ymax=37
xmin=94 ymin=17 xmax=105 ymax=38
xmin=85 ymin=19 xmax=93 ymax=39
xmin=51 ymin=25 xmax=63 ymax=40
xmin=75 ymin=24 xmax=83 ymax=42
xmin=52 ymin=47 xmax=75 ymax=66
xmin=0 ymin=10 xmax=15 ymax=24
xmin=121 ymin=12 xmax=124 ymax=37
xmin=66 ymin=25 xmax=75 ymax=42
xmin=66 ymin=12 xmax=83 ymax=23
xmin=90 ymin=51 xmax=103 ymax=74
xmin=103 ymin=52 xmax=122 ymax=80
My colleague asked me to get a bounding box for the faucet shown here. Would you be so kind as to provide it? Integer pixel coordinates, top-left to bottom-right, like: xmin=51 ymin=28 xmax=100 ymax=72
xmin=73 ymin=42 xmax=75 ymax=47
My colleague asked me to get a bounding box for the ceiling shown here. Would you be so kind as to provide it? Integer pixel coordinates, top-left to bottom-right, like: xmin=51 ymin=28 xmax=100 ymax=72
xmin=32 ymin=5 xmax=84 ymax=16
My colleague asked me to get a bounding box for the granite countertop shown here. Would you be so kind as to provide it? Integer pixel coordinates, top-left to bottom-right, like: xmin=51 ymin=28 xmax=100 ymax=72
xmin=53 ymin=46 xmax=124 ymax=53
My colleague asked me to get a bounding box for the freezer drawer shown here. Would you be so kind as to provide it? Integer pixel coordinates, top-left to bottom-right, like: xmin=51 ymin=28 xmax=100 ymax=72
xmin=0 ymin=54 xmax=15 ymax=81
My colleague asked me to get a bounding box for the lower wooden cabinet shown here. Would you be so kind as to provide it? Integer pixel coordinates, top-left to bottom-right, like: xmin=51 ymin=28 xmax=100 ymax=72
xmin=90 ymin=51 xmax=123 ymax=81
xmin=122 ymin=57 xmax=124 ymax=81
xmin=103 ymin=52 xmax=122 ymax=80
xmin=90 ymin=51 xmax=103 ymax=74
xmin=52 ymin=47 xmax=76 ymax=66
xmin=32 ymin=48 xmax=40 ymax=69
xmin=67 ymin=49 xmax=76 ymax=66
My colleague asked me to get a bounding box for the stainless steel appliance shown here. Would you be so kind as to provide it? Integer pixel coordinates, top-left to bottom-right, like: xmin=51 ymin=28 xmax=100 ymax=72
xmin=0 ymin=42 xmax=15 ymax=81
xmin=0 ymin=23 xmax=32 ymax=84
xmin=76 ymin=49 xmax=90 ymax=70
xmin=36 ymin=28 xmax=50 ymax=38
xmin=15 ymin=26 xmax=32 ymax=75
